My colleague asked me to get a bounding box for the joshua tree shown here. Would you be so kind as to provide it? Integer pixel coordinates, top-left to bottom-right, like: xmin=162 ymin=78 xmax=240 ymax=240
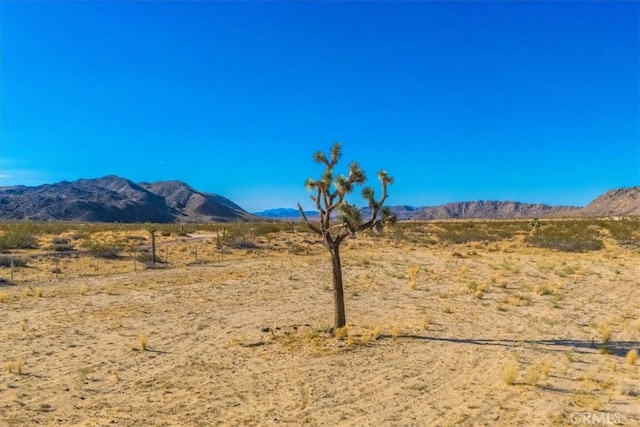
xmin=297 ymin=142 xmax=396 ymax=330
xmin=530 ymin=218 xmax=541 ymax=236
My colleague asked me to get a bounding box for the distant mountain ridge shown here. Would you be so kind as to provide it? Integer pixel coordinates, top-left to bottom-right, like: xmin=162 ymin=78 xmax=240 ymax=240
xmin=255 ymin=202 xmax=578 ymax=220
xmin=256 ymin=187 xmax=639 ymax=220
xmin=0 ymin=175 xmax=257 ymax=223
xmin=410 ymin=200 xmax=579 ymax=220
xmin=1 ymin=177 xmax=637 ymax=222
xmin=580 ymin=187 xmax=640 ymax=216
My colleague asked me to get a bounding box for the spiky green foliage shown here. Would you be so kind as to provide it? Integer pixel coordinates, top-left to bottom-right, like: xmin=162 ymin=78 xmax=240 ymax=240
xmin=297 ymin=142 xmax=395 ymax=329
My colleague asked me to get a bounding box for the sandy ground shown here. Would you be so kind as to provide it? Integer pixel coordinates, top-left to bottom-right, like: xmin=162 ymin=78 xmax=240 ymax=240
xmin=1 ymin=227 xmax=639 ymax=426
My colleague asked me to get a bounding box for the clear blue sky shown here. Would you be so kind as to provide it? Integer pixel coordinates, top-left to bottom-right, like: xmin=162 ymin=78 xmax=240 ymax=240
xmin=1 ymin=1 xmax=638 ymax=212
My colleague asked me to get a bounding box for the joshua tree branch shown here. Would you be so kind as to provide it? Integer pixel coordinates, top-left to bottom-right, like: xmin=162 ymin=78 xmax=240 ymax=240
xmin=297 ymin=203 xmax=322 ymax=235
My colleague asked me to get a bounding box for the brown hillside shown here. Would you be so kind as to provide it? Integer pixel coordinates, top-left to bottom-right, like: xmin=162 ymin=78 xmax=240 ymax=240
xmin=581 ymin=187 xmax=640 ymax=216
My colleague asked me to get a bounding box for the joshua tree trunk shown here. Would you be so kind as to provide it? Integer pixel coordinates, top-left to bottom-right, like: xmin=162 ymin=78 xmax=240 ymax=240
xmin=330 ymin=245 xmax=346 ymax=329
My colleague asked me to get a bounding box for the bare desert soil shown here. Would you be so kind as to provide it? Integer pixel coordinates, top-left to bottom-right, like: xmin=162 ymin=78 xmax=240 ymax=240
xmin=1 ymin=224 xmax=639 ymax=426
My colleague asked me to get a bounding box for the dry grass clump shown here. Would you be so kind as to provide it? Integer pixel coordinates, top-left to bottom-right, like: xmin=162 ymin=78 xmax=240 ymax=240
xmin=506 ymin=294 xmax=531 ymax=306
xmin=502 ymin=363 xmax=518 ymax=385
xmin=5 ymin=359 xmax=24 ymax=375
xmin=421 ymin=314 xmax=431 ymax=330
xmin=526 ymin=365 xmax=541 ymax=386
xmin=138 ymin=333 xmax=148 ymax=351
xmin=465 ymin=281 xmax=488 ymax=299
xmin=407 ymin=265 xmax=420 ymax=289
xmin=371 ymin=325 xmax=382 ymax=340
xmin=334 ymin=326 xmax=349 ymax=341
xmin=597 ymin=321 xmax=613 ymax=344
xmin=626 ymin=349 xmax=637 ymax=366
xmin=535 ymin=284 xmax=554 ymax=296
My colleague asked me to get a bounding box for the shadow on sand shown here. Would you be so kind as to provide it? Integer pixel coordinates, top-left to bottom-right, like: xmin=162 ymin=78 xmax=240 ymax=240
xmin=388 ymin=334 xmax=638 ymax=358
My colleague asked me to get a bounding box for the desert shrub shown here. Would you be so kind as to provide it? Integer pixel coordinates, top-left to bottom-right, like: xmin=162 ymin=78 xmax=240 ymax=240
xmin=50 ymin=237 xmax=74 ymax=252
xmin=219 ymin=224 xmax=262 ymax=249
xmin=83 ymin=241 xmax=122 ymax=258
xmin=69 ymin=231 xmax=89 ymax=240
xmin=0 ymin=255 xmax=27 ymax=267
xmin=420 ymin=221 xmax=529 ymax=245
xmin=525 ymin=221 xmax=604 ymax=252
xmin=252 ymin=223 xmax=286 ymax=236
xmin=595 ymin=218 xmax=640 ymax=249
xmin=0 ymin=226 xmax=39 ymax=250
xmin=228 ymin=239 xmax=259 ymax=250
xmin=136 ymin=251 xmax=165 ymax=264
xmin=435 ymin=223 xmax=492 ymax=244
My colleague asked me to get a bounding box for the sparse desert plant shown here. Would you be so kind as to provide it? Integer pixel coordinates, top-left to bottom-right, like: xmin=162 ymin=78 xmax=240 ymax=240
xmin=334 ymin=325 xmax=350 ymax=341
xmin=407 ymin=265 xmax=420 ymax=289
xmin=0 ymin=255 xmax=27 ymax=268
xmin=541 ymin=360 xmax=552 ymax=378
xmin=627 ymin=349 xmax=637 ymax=366
xmin=502 ymin=363 xmax=518 ymax=385
xmin=0 ymin=225 xmax=38 ymax=250
xmin=525 ymin=221 xmax=604 ymax=252
xmin=297 ymin=142 xmax=396 ymax=330
xmin=346 ymin=334 xmax=356 ymax=347
xmin=535 ymin=284 xmax=554 ymax=296
xmin=530 ymin=218 xmax=541 ymax=236
xmin=565 ymin=350 xmax=576 ymax=363
xmin=421 ymin=314 xmax=431 ymax=330
xmin=597 ymin=321 xmax=613 ymax=344
xmin=83 ymin=241 xmax=122 ymax=259
xmin=507 ymin=294 xmax=531 ymax=306
xmin=359 ymin=330 xmax=374 ymax=345
xmin=51 ymin=237 xmax=74 ymax=252
xmin=138 ymin=333 xmax=148 ymax=351
xmin=466 ymin=281 xmax=478 ymax=294
xmin=75 ymin=367 xmax=91 ymax=389
xmin=526 ymin=365 xmax=540 ymax=386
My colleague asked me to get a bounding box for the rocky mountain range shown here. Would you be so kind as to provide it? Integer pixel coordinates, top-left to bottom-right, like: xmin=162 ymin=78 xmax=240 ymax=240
xmin=257 ymin=187 xmax=640 ymax=220
xmin=0 ymin=176 xmax=637 ymax=223
xmin=579 ymin=187 xmax=640 ymax=217
xmin=255 ymin=202 xmax=580 ymax=221
xmin=0 ymin=176 xmax=257 ymax=223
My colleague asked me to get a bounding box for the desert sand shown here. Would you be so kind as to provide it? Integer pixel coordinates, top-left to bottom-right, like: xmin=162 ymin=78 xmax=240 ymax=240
xmin=1 ymin=223 xmax=639 ymax=426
